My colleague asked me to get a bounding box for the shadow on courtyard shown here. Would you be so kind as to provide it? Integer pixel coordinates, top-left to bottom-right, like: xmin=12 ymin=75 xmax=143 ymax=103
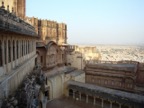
xmin=46 ymin=97 xmax=101 ymax=108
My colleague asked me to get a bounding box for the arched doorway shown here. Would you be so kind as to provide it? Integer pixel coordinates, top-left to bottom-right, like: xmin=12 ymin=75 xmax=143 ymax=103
xmin=69 ymin=89 xmax=73 ymax=98
xmin=55 ymin=76 xmax=62 ymax=98
xmin=48 ymin=80 xmax=53 ymax=100
xmin=39 ymin=101 xmax=43 ymax=108
xmin=35 ymin=51 xmax=40 ymax=67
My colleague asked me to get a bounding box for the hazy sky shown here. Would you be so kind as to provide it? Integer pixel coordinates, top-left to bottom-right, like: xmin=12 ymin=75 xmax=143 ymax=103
xmin=26 ymin=0 xmax=144 ymax=45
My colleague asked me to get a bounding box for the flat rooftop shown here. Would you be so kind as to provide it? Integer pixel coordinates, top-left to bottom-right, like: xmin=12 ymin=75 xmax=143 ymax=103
xmin=94 ymin=63 xmax=136 ymax=68
xmin=65 ymin=69 xmax=85 ymax=77
xmin=86 ymin=63 xmax=137 ymax=72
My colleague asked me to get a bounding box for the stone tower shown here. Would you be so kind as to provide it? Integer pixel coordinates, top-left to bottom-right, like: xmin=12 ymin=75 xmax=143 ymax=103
xmin=15 ymin=0 xmax=25 ymax=19
xmin=0 ymin=0 xmax=25 ymax=19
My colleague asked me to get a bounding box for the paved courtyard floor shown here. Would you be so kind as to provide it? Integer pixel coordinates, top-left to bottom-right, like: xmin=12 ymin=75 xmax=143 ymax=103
xmin=46 ymin=97 xmax=101 ymax=108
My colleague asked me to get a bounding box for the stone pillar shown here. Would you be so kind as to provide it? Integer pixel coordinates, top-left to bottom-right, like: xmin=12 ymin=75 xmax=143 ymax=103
xmin=119 ymin=103 xmax=121 ymax=108
xmin=79 ymin=92 xmax=81 ymax=101
xmin=73 ymin=90 xmax=75 ymax=99
xmin=110 ymin=101 xmax=112 ymax=108
xmin=42 ymin=96 xmax=47 ymax=108
xmin=93 ymin=96 xmax=96 ymax=105
xmin=86 ymin=95 xmax=88 ymax=103
xmin=101 ymin=98 xmax=104 ymax=108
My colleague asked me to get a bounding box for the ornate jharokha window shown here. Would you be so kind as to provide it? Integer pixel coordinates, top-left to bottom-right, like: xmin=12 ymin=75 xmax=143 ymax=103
xmin=0 ymin=40 xmax=2 ymax=66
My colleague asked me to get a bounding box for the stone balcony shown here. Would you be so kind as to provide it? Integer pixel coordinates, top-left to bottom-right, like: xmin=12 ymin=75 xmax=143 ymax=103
xmin=0 ymin=8 xmax=37 ymax=37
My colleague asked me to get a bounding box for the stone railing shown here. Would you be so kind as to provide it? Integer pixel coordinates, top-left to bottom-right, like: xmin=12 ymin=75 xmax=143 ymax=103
xmin=64 ymin=45 xmax=75 ymax=52
xmin=0 ymin=8 xmax=37 ymax=36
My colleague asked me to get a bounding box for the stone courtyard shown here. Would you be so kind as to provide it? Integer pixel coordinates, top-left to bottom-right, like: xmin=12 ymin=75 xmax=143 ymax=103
xmin=46 ymin=97 xmax=101 ymax=108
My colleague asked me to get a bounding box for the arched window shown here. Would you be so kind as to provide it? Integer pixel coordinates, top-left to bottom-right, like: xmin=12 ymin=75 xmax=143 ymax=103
xmin=28 ymin=41 xmax=30 ymax=53
xmin=17 ymin=41 xmax=19 ymax=59
xmin=8 ymin=40 xmax=11 ymax=63
xmin=24 ymin=41 xmax=25 ymax=55
xmin=32 ymin=41 xmax=33 ymax=52
xmin=20 ymin=41 xmax=21 ymax=57
xmin=13 ymin=40 xmax=15 ymax=60
xmin=26 ymin=41 xmax=28 ymax=54
xmin=25 ymin=41 xmax=27 ymax=54
xmin=30 ymin=41 xmax=31 ymax=53
xmin=0 ymin=40 xmax=2 ymax=66
xmin=22 ymin=40 xmax=23 ymax=56
xmin=4 ymin=41 xmax=6 ymax=64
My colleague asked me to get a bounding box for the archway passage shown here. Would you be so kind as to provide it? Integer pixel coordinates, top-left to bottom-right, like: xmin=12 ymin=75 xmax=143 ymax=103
xmin=45 ymin=89 xmax=50 ymax=100
xmin=48 ymin=80 xmax=53 ymax=100
xmin=112 ymin=102 xmax=119 ymax=108
xmin=55 ymin=76 xmax=62 ymax=98
xmin=81 ymin=93 xmax=86 ymax=102
xmin=69 ymin=89 xmax=73 ymax=97
xmin=103 ymin=100 xmax=110 ymax=108
xmin=35 ymin=58 xmax=37 ymax=66
xmin=75 ymin=91 xmax=79 ymax=99
xmin=88 ymin=95 xmax=94 ymax=104
xmin=122 ymin=104 xmax=129 ymax=108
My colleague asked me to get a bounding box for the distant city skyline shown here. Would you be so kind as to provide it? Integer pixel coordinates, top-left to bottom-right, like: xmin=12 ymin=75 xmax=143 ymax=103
xmin=26 ymin=0 xmax=144 ymax=45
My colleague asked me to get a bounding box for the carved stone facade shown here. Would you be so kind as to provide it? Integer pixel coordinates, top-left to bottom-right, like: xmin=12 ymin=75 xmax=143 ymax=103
xmin=58 ymin=23 xmax=67 ymax=45
xmin=0 ymin=0 xmax=25 ymax=19
xmin=66 ymin=45 xmax=101 ymax=70
xmin=85 ymin=61 xmax=144 ymax=93
xmin=36 ymin=41 xmax=65 ymax=70
xmin=0 ymin=7 xmax=37 ymax=107
xmin=25 ymin=17 xmax=67 ymax=45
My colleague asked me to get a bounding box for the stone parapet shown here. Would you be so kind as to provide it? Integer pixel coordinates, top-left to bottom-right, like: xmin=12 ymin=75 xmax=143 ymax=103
xmin=0 ymin=8 xmax=37 ymax=37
